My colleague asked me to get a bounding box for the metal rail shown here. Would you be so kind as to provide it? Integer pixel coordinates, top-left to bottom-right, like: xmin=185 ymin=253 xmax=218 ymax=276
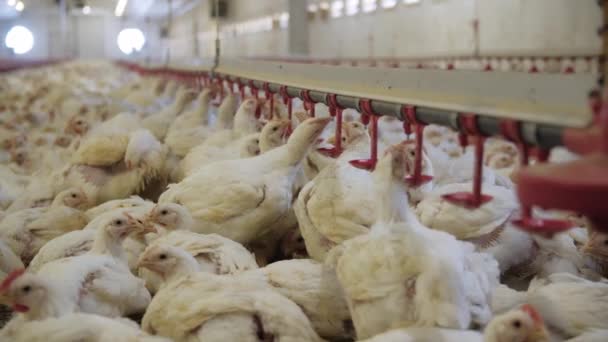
xmin=123 ymin=57 xmax=597 ymax=149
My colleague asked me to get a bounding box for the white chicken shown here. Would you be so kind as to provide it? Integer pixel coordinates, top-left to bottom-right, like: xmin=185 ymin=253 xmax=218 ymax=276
xmin=141 ymin=258 xmax=324 ymax=342
xmin=360 ymin=304 xmax=549 ymax=342
xmin=0 ymin=240 xmax=23 ymax=281
xmin=0 ymin=312 xmax=170 ymax=342
xmin=137 ymin=230 xmax=258 ymax=292
xmin=295 ymin=121 xmax=377 ymax=261
xmin=63 ymin=128 xmax=167 ymax=203
xmin=197 ymin=97 xmax=261 ymax=148
xmin=1 ymin=253 xmax=150 ymax=320
xmin=85 ymin=195 xmax=154 ymax=221
xmin=492 ymin=272 xmax=608 ymax=340
xmin=165 ymin=87 xmax=216 ymax=157
xmin=178 ymin=118 xmax=290 ymax=179
xmin=142 ymin=86 xmax=197 ymax=141
xmin=330 ymin=142 xmax=499 ymax=339
xmin=138 ymin=244 xmax=351 ymax=339
xmin=27 ymin=209 xmax=150 ymax=272
xmin=0 ymin=187 xmax=89 ymax=264
xmin=215 ymin=92 xmax=239 ymax=129
xmin=159 ymin=117 xmax=331 ymax=244
xmin=415 ymin=183 xmax=518 ymax=242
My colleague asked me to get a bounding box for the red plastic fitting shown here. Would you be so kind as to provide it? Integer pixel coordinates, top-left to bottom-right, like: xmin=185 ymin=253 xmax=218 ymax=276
xmin=442 ymin=114 xmax=492 ymax=208
xmin=349 ymin=99 xmax=378 ymax=170
xmin=317 ymin=94 xmax=344 ymax=158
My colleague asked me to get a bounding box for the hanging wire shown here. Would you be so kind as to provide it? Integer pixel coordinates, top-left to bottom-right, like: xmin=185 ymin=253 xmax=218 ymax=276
xmin=165 ymin=0 xmax=174 ymax=66
xmin=211 ymin=0 xmax=221 ymax=78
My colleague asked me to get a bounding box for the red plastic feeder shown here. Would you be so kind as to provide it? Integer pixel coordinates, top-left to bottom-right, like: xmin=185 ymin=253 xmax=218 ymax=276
xmin=501 ymin=119 xmax=574 ymax=235
xmin=317 ymin=94 xmax=344 ymax=158
xmin=402 ymin=105 xmax=433 ymax=187
xmin=517 ymin=101 xmax=608 ymax=234
xmin=442 ymin=114 xmax=493 ymax=208
xmin=349 ymin=99 xmax=378 ymax=170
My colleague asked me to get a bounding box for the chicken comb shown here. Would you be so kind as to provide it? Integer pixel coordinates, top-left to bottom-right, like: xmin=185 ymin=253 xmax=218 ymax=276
xmin=521 ymin=304 xmax=543 ymax=326
xmin=0 ymin=269 xmax=26 ymax=293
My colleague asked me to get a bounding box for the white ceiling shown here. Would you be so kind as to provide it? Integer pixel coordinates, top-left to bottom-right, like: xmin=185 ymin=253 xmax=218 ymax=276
xmin=0 ymin=0 xmax=202 ymax=19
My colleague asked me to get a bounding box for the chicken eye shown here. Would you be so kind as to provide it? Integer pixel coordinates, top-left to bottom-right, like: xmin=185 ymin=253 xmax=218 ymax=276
xmin=512 ymin=320 xmax=521 ymax=329
xmin=603 ymin=239 xmax=608 ymax=246
xmin=254 ymin=139 xmax=259 ymax=144
xmin=272 ymin=126 xmax=279 ymax=132
xmin=114 ymin=219 xmax=123 ymax=225
xmin=159 ymin=254 xmax=167 ymax=260
xmin=160 ymin=210 xmax=169 ymax=216
xmin=342 ymin=137 xmax=346 ymax=142
xmin=22 ymin=285 xmax=31 ymax=293
xmin=71 ymin=193 xmax=77 ymax=198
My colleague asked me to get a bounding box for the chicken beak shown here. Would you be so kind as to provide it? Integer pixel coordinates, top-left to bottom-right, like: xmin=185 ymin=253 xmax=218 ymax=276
xmin=124 ymin=213 xmax=148 ymax=235
xmin=142 ymin=222 xmax=158 ymax=234
xmin=326 ymin=136 xmax=336 ymax=145
xmin=136 ymin=256 xmax=151 ymax=270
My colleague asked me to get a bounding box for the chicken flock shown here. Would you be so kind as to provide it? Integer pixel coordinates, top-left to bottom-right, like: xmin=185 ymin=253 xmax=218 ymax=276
xmin=0 ymin=61 xmax=606 ymax=342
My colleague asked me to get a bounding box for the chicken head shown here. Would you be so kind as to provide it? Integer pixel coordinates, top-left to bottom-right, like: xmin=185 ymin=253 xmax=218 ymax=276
xmin=240 ymin=134 xmax=262 ymax=157
xmin=327 ymin=121 xmax=368 ymax=148
xmin=259 ymin=119 xmax=291 ymax=152
xmin=402 ymin=141 xmax=430 ymax=176
xmin=103 ymin=211 xmax=149 ymax=241
xmin=136 ymin=244 xmax=199 ymax=281
xmin=64 ymin=115 xmax=89 ymax=136
xmin=0 ymin=269 xmax=48 ymax=315
xmin=53 ymin=187 xmax=91 ymax=210
xmin=145 ymin=203 xmax=194 ymax=232
xmin=484 ymin=304 xmax=549 ymax=342
xmin=582 ymin=229 xmax=608 ymax=266
xmin=487 ymin=152 xmax=516 ymax=169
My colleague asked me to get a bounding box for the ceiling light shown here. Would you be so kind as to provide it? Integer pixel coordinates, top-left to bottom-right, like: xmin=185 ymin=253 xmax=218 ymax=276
xmin=82 ymin=5 xmax=91 ymax=14
xmin=15 ymin=1 xmax=23 ymax=11
xmin=7 ymin=0 xmax=16 ymax=6
xmin=117 ymin=28 xmax=145 ymax=55
xmin=5 ymin=25 xmax=34 ymax=54
xmin=115 ymin=0 xmax=128 ymax=17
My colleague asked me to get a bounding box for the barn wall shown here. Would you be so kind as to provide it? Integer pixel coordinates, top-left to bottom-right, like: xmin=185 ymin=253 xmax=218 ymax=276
xmin=166 ymin=0 xmax=601 ymax=60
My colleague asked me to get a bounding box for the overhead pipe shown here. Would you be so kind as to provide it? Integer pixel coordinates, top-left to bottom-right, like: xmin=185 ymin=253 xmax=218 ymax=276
xmin=118 ymin=61 xmax=566 ymax=150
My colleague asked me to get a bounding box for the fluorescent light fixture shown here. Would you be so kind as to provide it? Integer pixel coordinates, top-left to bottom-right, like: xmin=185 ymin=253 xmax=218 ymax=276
xmin=5 ymin=25 xmax=34 ymax=54
xmin=403 ymin=0 xmax=420 ymax=4
xmin=115 ymin=0 xmax=128 ymax=17
xmin=7 ymin=0 xmax=16 ymax=6
xmin=319 ymin=2 xmax=330 ymax=10
xmin=381 ymin=0 xmax=397 ymax=8
xmin=308 ymin=4 xmax=318 ymax=12
xmin=279 ymin=12 xmax=289 ymax=28
xmin=15 ymin=1 xmax=23 ymax=11
xmin=82 ymin=5 xmax=91 ymax=14
xmin=362 ymin=0 xmax=377 ymax=13
xmin=330 ymin=0 xmax=344 ymax=18
xmin=345 ymin=0 xmax=358 ymax=16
